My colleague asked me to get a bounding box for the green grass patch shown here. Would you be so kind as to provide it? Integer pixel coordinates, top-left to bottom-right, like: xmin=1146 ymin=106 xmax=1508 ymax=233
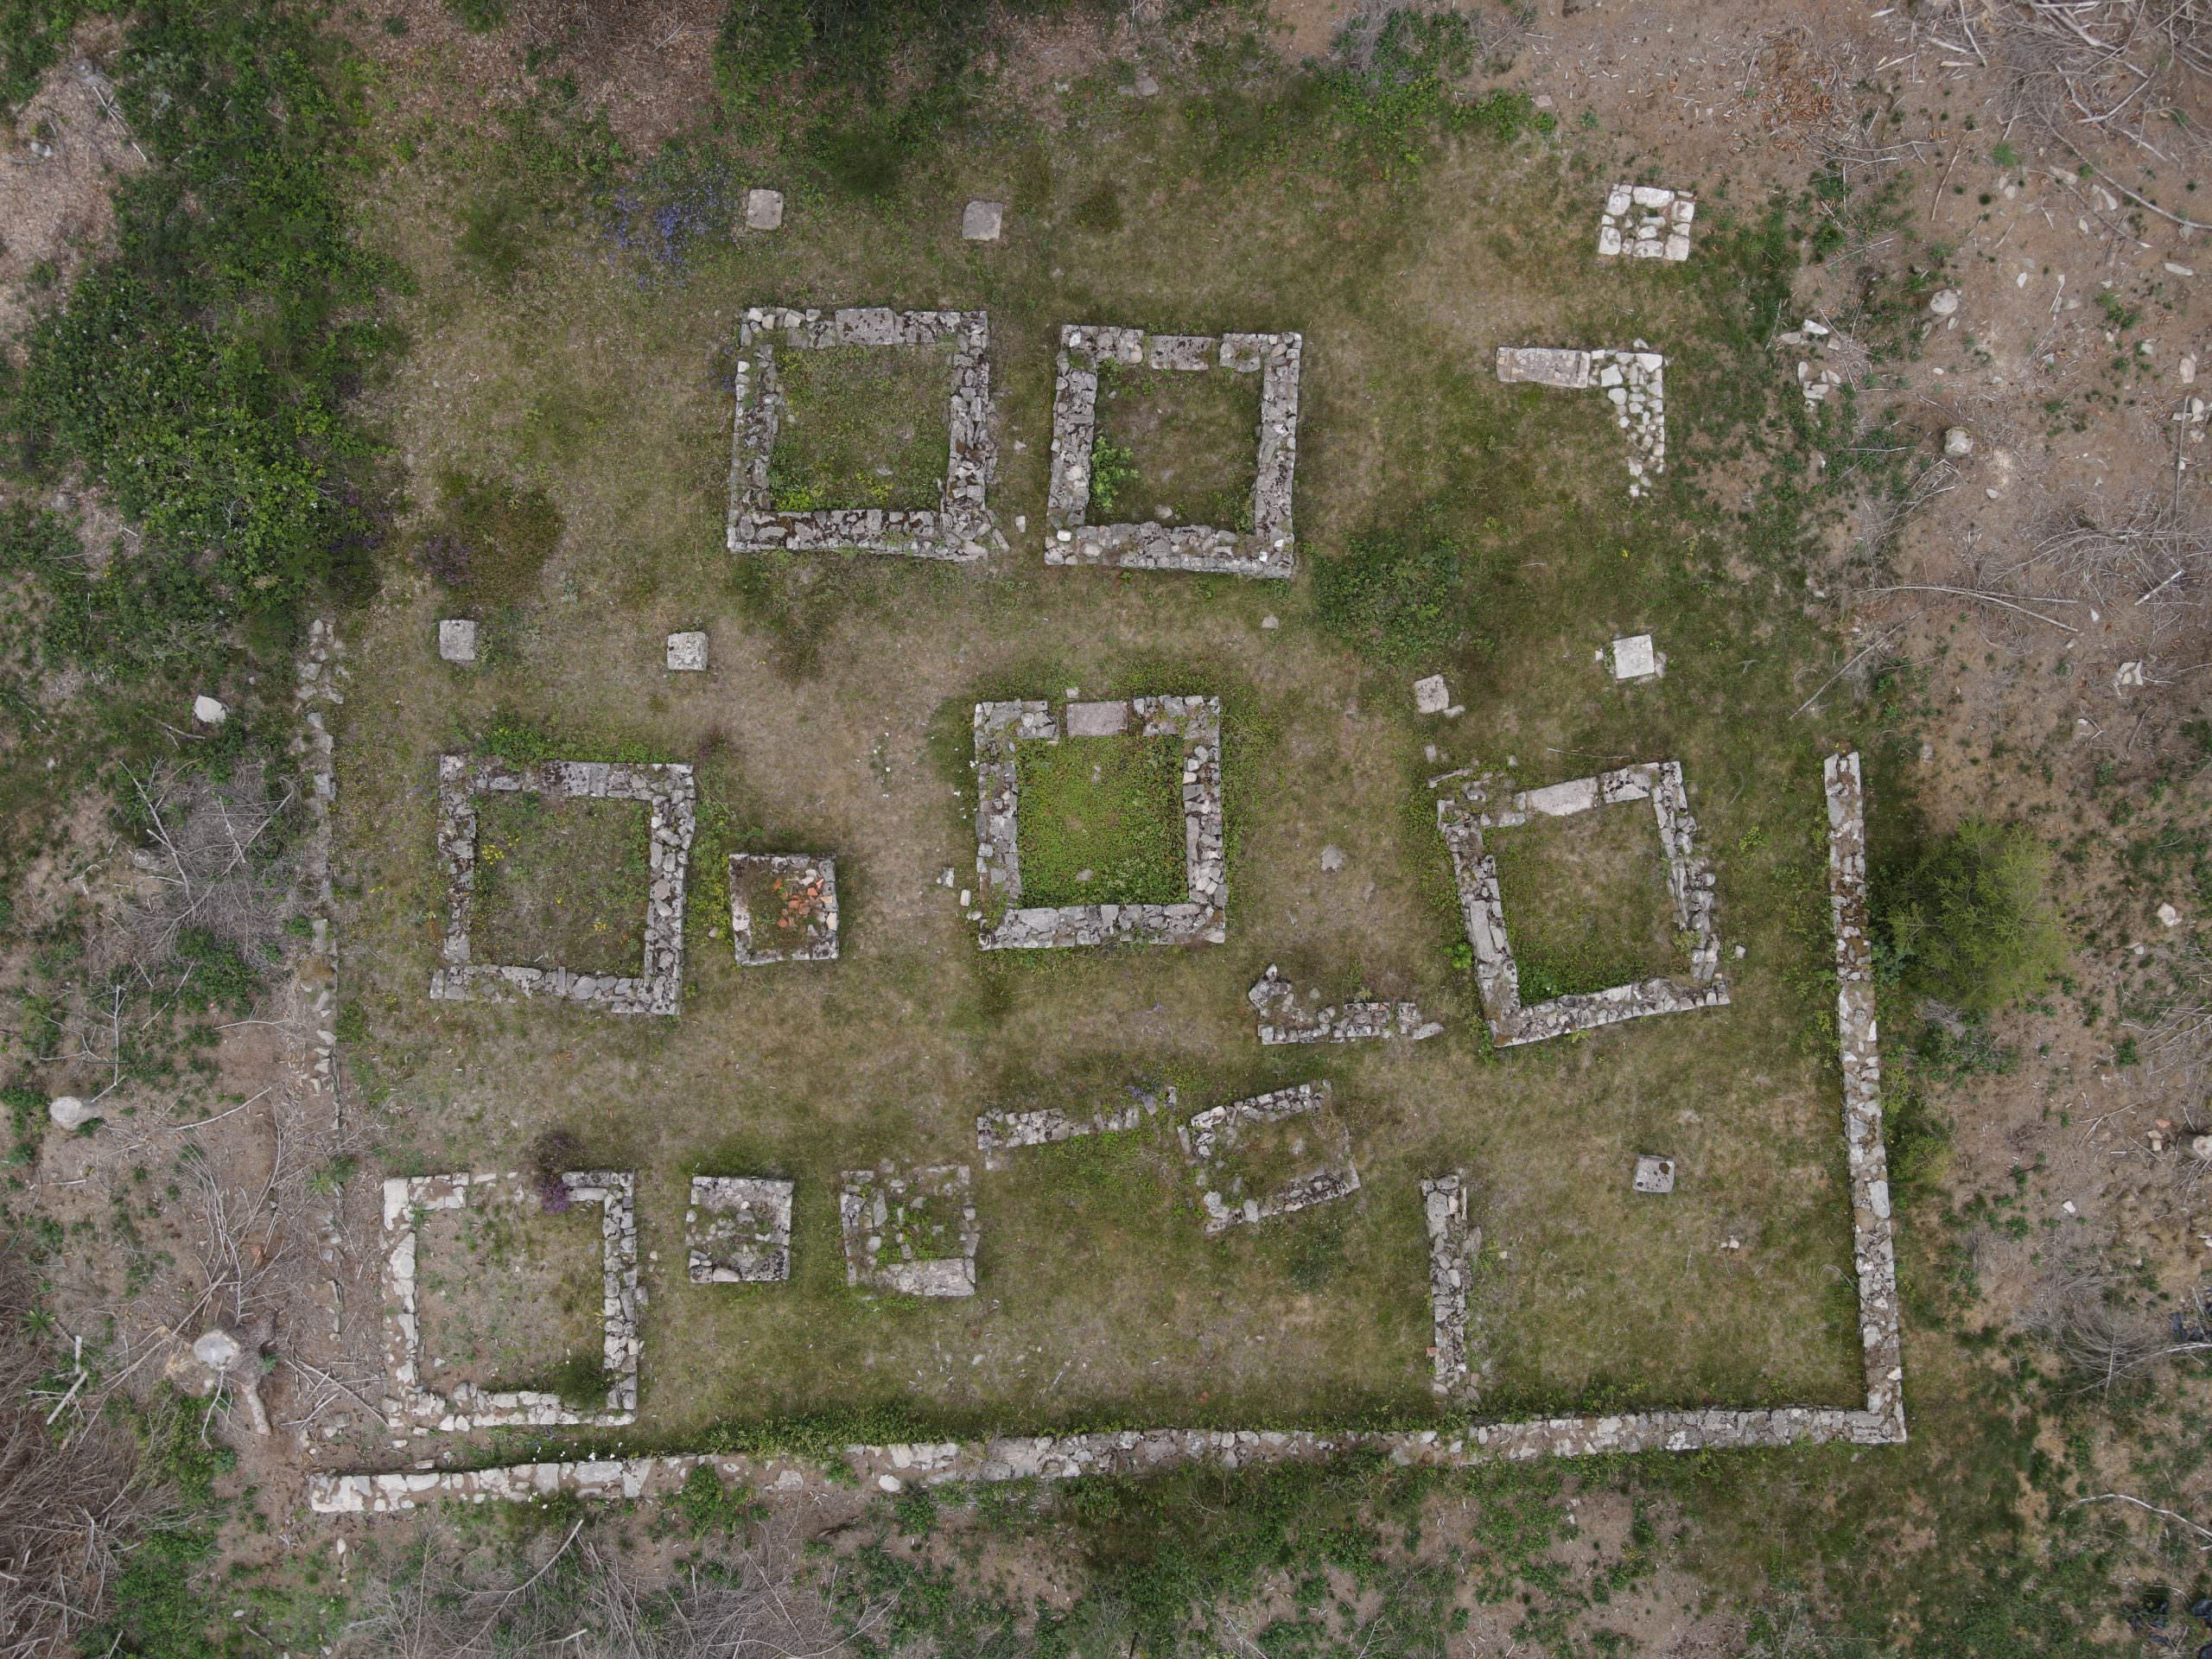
xmin=471 ymin=792 xmax=652 ymax=975
xmin=1014 ymin=734 xmax=1186 ymax=906
xmin=766 ymin=340 xmax=951 ymax=512
xmin=1489 ymin=803 xmax=1679 ymax=1001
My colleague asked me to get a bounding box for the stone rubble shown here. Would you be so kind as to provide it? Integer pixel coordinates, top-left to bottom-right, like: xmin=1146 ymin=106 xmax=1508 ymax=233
xmin=1247 ymin=964 xmax=1443 ymax=1045
xmin=1495 ymin=343 xmax=1668 ymax=497
xmin=1045 ymin=326 xmax=1302 ymax=577
xmin=291 ymin=619 xmax=348 ymax=1337
xmin=380 ymin=1171 xmax=640 ymax=1433
xmin=839 ymin=1165 xmax=979 ymax=1297
xmin=1178 ymin=1082 xmax=1360 ymax=1234
xmin=972 ymin=696 xmax=1226 ymax=949
xmin=1421 ymin=1173 xmax=1476 ymax=1397
xmin=728 ymin=854 xmax=839 ymax=964
xmin=437 ymin=619 xmax=477 ymax=664
xmin=665 ymin=631 xmax=709 ymax=672
xmin=1597 ymin=182 xmax=1695 ymax=261
xmin=688 ymin=1176 xmax=794 ymax=1283
xmin=1632 ymin=1155 xmax=1676 ymax=1195
xmin=974 ymin=1086 xmax=1175 ymax=1170
xmin=1826 ymin=751 xmax=1906 ymax=1441
xmin=727 ymin=308 xmax=1001 ymax=563
xmin=429 ymin=756 xmax=696 ymax=1016
xmin=1435 ymin=760 xmax=1729 ymax=1046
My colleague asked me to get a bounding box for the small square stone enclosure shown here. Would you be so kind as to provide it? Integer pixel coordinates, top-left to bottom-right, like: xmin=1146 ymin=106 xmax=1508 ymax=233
xmin=428 ymin=756 xmax=696 ymax=1016
xmin=1178 ymin=1081 xmax=1360 ymax=1234
xmin=727 ymin=307 xmax=999 ymax=563
xmin=1598 ymin=183 xmax=1695 ymax=261
xmin=1435 ymin=760 xmax=1728 ymax=1046
xmin=380 ymin=1170 xmax=639 ymax=1431
xmin=1045 ymin=326 xmax=1302 ymax=578
xmin=972 ymin=696 xmax=1224 ymax=949
xmin=838 ymin=1165 xmax=979 ymax=1298
xmin=728 ymin=854 xmax=838 ymax=964
xmin=687 ymin=1176 xmax=794 ymax=1283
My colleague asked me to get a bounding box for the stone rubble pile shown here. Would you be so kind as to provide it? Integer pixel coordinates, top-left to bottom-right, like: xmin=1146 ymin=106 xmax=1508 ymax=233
xmin=728 ymin=854 xmax=839 ymax=964
xmin=839 ymin=1166 xmax=979 ymax=1298
xmin=974 ymin=1086 xmax=1175 ymax=1170
xmin=429 ymin=756 xmax=696 ymax=1016
xmin=1597 ymin=183 xmax=1695 ymax=261
xmin=727 ymin=308 xmax=1001 ymax=563
xmin=291 ymin=619 xmax=347 ymax=1339
xmin=973 ymin=696 xmax=1226 ymax=949
xmin=688 ymin=1177 xmax=794 ymax=1283
xmin=380 ymin=1171 xmax=640 ymax=1433
xmin=1434 ymin=760 xmax=1729 ymax=1046
xmin=1247 ymin=964 xmax=1443 ymax=1045
xmin=1421 ymin=1174 xmax=1476 ymax=1397
xmin=1178 ymin=1083 xmax=1360 ymax=1234
xmin=1494 ymin=344 xmax=1668 ymax=497
xmin=1045 ymin=325 xmax=1302 ymax=577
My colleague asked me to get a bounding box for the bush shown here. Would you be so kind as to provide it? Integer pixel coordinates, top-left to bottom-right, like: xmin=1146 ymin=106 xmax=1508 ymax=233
xmin=1880 ymin=818 xmax=2066 ymax=1014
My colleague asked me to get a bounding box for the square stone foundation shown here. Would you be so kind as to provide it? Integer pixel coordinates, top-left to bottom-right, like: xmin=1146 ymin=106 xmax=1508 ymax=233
xmin=1044 ymin=325 xmax=1301 ymax=577
xmin=687 ymin=1176 xmax=794 ymax=1282
xmin=839 ymin=1166 xmax=978 ymax=1297
xmin=1435 ymin=760 xmax=1728 ymax=1046
xmin=1178 ymin=1082 xmax=1360 ymax=1234
xmin=972 ymin=696 xmax=1224 ymax=949
xmin=380 ymin=1170 xmax=639 ymax=1432
xmin=726 ymin=307 xmax=1000 ymax=563
xmin=428 ymin=756 xmax=696 ymax=1016
xmin=728 ymin=854 xmax=839 ymax=964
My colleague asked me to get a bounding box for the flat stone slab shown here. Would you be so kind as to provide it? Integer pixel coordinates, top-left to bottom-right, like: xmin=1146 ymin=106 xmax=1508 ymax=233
xmin=1495 ymin=346 xmax=1592 ymax=388
xmin=1610 ymin=632 xmax=1660 ymax=681
xmin=1064 ymin=700 xmax=1129 ymax=737
xmin=665 ymin=631 xmax=709 ymax=671
xmin=688 ymin=1176 xmax=793 ymax=1282
xmin=727 ymin=307 xmax=1001 ymax=563
xmin=962 ymin=199 xmax=1004 ymax=241
xmin=744 ymin=188 xmax=784 ymax=231
xmin=438 ymin=619 xmax=477 ymax=664
xmin=1414 ymin=673 xmax=1452 ymax=714
xmin=1633 ymin=1155 xmax=1676 ymax=1194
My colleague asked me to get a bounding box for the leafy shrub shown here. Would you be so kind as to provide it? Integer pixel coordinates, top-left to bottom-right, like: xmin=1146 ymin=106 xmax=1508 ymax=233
xmin=1312 ymin=516 xmax=1465 ymax=667
xmin=1880 ymin=818 xmax=2067 ymax=1014
xmin=0 ymin=0 xmax=96 ymax=116
xmin=1087 ymin=437 xmax=1138 ymax=518
xmin=418 ymin=471 xmax=563 ymax=601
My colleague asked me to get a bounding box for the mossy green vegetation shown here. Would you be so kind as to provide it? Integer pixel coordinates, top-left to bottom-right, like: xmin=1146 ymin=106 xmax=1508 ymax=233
xmin=1014 ymin=733 xmax=1187 ymax=906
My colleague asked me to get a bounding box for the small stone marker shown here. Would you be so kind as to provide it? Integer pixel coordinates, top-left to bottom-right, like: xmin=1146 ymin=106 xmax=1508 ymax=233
xmin=1633 ymin=1155 xmax=1676 ymax=1195
xmin=1319 ymin=843 xmax=1346 ymax=873
xmin=665 ymin=631 xmax=709 ymax=672
xmin=1597 ymin=183 xmax=1694 ymax=262
xmin=2116 ymin=660 xmax=2146 ymax=690
xmin=2159 ymin=901 xmax=2183 ymax=928
xmin=1608 ymin=632 xmax=1662 ymax=682
xmin=437 ymin=619 xmax=477 ymax=664
xmin=1943 ymin=427 xmax=1974 ymax=458
xmin=744 ymin=188 xmax=784 ymax=232
xmin=191 ymin=694 xmax=227 ymax=725
xmin=1928 ymin=289 xmax=1961 ymax=318
xmin=48 ymin=1095 xmax=91 ymax=1130
xmin=1065 ymin=700 xmax=1128 ymax=737
xmin=1414 ymin=674 xmax=1452 ymax=715
xmin=191 ymin=1327 xmax=243 ymax=1371
xmin=961 ymin=199 xmax=1005 ymax=242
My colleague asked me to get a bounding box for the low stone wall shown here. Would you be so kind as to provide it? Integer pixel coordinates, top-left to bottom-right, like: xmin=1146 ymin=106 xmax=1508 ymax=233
xmin=1435 ymin=761 xmax=1728 ymax=1046
xmin=1598 ymin=183 xmax=1695 ymax=261
xmin=1178 ymin=1083 xmax=1360 ymax=1234
xmin=973 ymin=696 xmax=1226 ymax=949
xmin=1248 ymin=964 xmax=1443 ymax=1044
xmin=380 ymin=1172 xmax=640 ymax=1433
xmin=1421 ymin=1174 xmax=1475 ymax=1396
xmin=1495 ymin=342 xmax=1667 ymax=498
xmin=1044 ymin=325 xmax=1301 ymax=577
xmin=428 ymin=756 xmax=696 ymax=1016
xmin=726 ymin=307 xmax=1001 ymax=563
xmin=974 ymin=1086 xmax=1174 ymax=1170
xmin=839 ymin=1166 xmax=979 ymax=1298
xmin=728 ymin=854 xmax=838 ymax=964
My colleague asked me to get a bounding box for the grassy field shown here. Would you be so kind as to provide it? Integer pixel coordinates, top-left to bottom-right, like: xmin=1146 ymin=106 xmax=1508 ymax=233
xmin=1015 ymin=730 xmax=1187 ymax=906
xmin=328 ymin=62 xmax=1864 ymax=1450
xmin=471 ymin=791 xmax=652 ymax=976
xmin=1092 ymin=359 xmax=1262 ymax=528
xmin=1488 ymin=799 xmax=1681 ymax=1001
xmin=766 ymin=339 xmax=955 ymax=512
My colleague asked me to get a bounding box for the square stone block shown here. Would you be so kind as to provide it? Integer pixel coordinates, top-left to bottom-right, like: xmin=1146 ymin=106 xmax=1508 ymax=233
xmin=839 ymin=1165 xmax=978 ymax=1296
xmin=1611 ymin=633 xmax=1659 ymax=681
xmin=666 ymin=631 xmax=709 ymax=672
xmin=438 ymin=619 xmax=477 ymax=664
xmin=962 ymin=198 xmax=1005 ymax=241
xmin=1633 ymin=1155 xmax=1676 ymax=1195
xmin=687 ymin=1176 xmax=793 ymax=1282
xmin=1414 ymin=674 xmax=1451 ymax=714
xmin=744 ymin=188 xmax=784 ymax=231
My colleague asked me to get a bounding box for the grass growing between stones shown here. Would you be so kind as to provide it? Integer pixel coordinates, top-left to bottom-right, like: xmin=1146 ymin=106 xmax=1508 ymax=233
xmin=1014 ymin=733 xmax=1186 ymax=906
xmin=766 ymin=340 xmax=953 ymax=512
xmin=471 ymin=792 xmax=652 ymax=976
xmin=1092 ymin=360 xmax=1262 ymax=528
xmin=1488 ymin=801 xmax=1681 ymax=1001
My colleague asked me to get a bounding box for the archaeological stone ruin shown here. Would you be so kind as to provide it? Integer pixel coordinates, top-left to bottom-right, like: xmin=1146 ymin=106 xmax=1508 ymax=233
xmin=687 ymin=1177 xmax=795 ymax=1284
xmin=1178 ymin=1082 xmax=1361 ymax=1234
xmin=727 ymin=307 xmax=1001 ymax=563
xmin=1597 ymin=183 xmax=1696 ymax=261
xmin=974 ymin=1086 xmax=1174 ymax=1170
xmin=1247 ymin=963 xmax=1443 ymax=1045
xmin=1045 ymin=325 xmax=1302 ymax=576
xmin=1495 ymin=343 xmax=1668 ymax=496
xmin=839 ymin=1165 xmax=981 ymax=1298
xmin=728 ymin=854 xmax=839 ymax=964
